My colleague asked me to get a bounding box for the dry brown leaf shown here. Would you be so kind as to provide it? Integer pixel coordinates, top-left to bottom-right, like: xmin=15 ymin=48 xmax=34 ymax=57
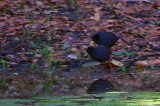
xmin=15 ymin=37 xmax=19 ymax=41
xmin=115 ymin=20 xmax=119 ymax=26
xmin=136 ymin=59 xmax=160 ymax=66
xmin=134 ymin=4 xmax=141 ymax=12
xmin=68 ymin=28 xmax=75 ymax=31
xmin=71 ymin=48 xmax=78 ymax=52
xmin=114 ymin=9 xmax=123 ymax=15
xmin=135 ymin=65 xmax=145 ymax=71
xmin=124 ymin=7 xmax=136 ymax=13
xmin=0 ymin=1 xmax=7 ymax=8
xmin=8 ymin=28 xmax=16 ymax=32
xmin=115 ymin=2 xmax=125 ymax=9
xmin=89 ymin=13 xmax=100 ymax=21
xmin=137 ymin=51 xmax=145 ymax=55
xmin=144 ymin=29 xmax=159 ymax=34
xmin=57 ymin=56 xmax=64 ymax=61
xmin=151 ymin=1 xmax=160 ymax=8
xmin=52 ymin=52 xmax=61 ymax=56
xmin=33 ymin=59 xmax=39 ymax=64
xmin=94 ymin=7 xmax=102 ymax=13
xmin=90 ymin=26 xmax=100 ymax=31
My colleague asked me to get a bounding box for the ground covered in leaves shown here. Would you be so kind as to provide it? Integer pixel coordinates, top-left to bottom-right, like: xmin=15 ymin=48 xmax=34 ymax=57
xmin=0 ymin=0 xmax=160 ymax=98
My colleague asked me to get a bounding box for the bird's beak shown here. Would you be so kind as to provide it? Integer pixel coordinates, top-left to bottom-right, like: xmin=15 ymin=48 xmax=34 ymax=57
xmin=89 ymin=41 xmax=95 ymax=45
xmin=84 ymin=52 xmax=88 ymax=56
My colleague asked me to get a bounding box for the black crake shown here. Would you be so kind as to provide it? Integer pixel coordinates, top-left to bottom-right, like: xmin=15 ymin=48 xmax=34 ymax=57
xmin=87 ymin=45 xmax=111 ymax=62
xmin=92 ymin=32 xmax=119 ymax=48
xmin=92 ymin=31 xmax=133 ymax=47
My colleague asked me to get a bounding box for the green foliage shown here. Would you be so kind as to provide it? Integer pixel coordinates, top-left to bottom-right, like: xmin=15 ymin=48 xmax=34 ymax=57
xmin=70 ymin=0 xmax=83 ymax=22
xmin=113 ymin=50 xmax=137 ymax=56
xmin=146 ymin=60 xmax=155 ymax=69
xmin=26 ymin=20 xmax=34 ymax=39
xmin=0 ymin=58 xmax=6 ymax=71
xmin=53 ymin=59 xmax=58 ymax=69
xmin=77 ymin=5 xmax=80 ymax=17
xmin=125 ymin=85 xmax=136 ymax=91
xmin=0 ymin=58 xmax=6 ymax=84
xmin=112 ymin=52 xmax=122 ymax=55
xmin=30 ymin=61 xmax=36 ymax=71
xmin=113 ymin=50 xmax=137 ymax=57
xmin=1 ymin=92 xmax=160 ymax=105
xmin=122 ymin=50 xmax=137 ymax=56
xmin=26 ymin=7 xmax=54 ymax=70
xmin=62 ymin=43 xmax=71 ymax=52
xmin=121 ymin=65 xmax=126 ymax=72
xmin=43 ymin=82 xmax=51 ymax=95
xmin=120 ymin=65 xmax=127 ymax=77
xmin=46 ymin=6 xmax=54 ymax=25
xmin=62 ymin=43 xmax=68 ymax=50
xmin=113 ymin=50 xmax=136 ymax=74
xmin=19 ymin=0 xmax=24 ymax=10
xmin=71 ymin=0 xmax=76 ymax=7
xmin=82 ymin=61 xmax=98 ymax=67
xmin=31 ymin=80 xmax=52 ymax=96
xmin=30 ymin=41 xmax=40 ymax=48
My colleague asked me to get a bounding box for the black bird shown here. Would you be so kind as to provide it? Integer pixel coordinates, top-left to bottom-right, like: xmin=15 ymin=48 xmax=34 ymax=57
xmin=91 ymin=31 xmax=133 ymax=48
xmin=86 ymin=45 xmax=111 ymax=62
xmin=91 ymin=32 xmax=119 ymax=48
xmin=85 ymin=45 xmax=114 ymax=69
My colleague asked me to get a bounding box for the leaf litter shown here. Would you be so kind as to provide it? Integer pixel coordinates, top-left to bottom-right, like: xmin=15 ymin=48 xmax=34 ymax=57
xmin=0 ymin=0 xmax=160 ymax=98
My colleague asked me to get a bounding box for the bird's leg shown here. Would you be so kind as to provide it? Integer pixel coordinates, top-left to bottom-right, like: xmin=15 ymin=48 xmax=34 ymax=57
xmin=108 ymin=56 xmax=115 ymax=70
xmin=102 ymin=62 xmax=107 ymax=70
xmin=102 ymin=48 xmax=115 ymax=70
xmin=108 ymin=48 xmax=115 ymax=70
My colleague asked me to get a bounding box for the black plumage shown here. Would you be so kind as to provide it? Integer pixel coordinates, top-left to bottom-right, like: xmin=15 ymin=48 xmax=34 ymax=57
xmin=92 ymin=32 xmax=119 ymax=47
xmin=87 ymin=45 xmax=110 ymax=62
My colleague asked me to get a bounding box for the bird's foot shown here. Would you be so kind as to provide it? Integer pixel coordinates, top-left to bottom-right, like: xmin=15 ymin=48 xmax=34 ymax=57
xmin=110 ymin=66 xmax=115 ymax=70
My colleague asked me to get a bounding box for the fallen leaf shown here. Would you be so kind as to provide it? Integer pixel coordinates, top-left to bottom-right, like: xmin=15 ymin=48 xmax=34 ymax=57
xmin=135 ymin=65 xmax=145 ymax=71
xmin=71 ymin=48 xmax=78 ymax=52
xmin=151 ymin=1 xmax=160 ymax=8
xmin=82 ymin=61 xmax=98 ymax=67
xmin=15 ymin=37 xmax=19 ymax=41
xmin=136 ymin=59 xmax=160 ymax=66
xmin=111 ymin=59 xmax=123 ymax=67
xmin=124 ymin=7 xmax=136 ymax=13
xmin=33 ymin=59 xmax=39 ymax=63
xmin=89 ymin=13 xmax=100 ymax=21
xmin=67 ymin=54 xmax=77 ymax=59
xmin=68 ymin=28 xmax=75 ymax=31
xmin=94 ymin=7 xmax=102 ymax=13
xmin=107 ymin=19 xmax=116 ymax=23
xmin=134 ymin=4 xmax=141 ymax=12
xmin=137 ymin=51 xmax=145 ymax=55
xmin=35 ymin=53 xmax=42 ymax=58
xmin=74 ymin=51 xmax=81 ymax=59
xmin=52 ymin=52 xmax=61 ymax=56
xmin=57 ymin=56 xmax=64 ymax=61
xmin=114 ymin=9 xmax=123 ymax=15
xmin=8 ymin=28 xmax=16 ymax=32
xmin=0 ymin=1 xmax=7 ymax=8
